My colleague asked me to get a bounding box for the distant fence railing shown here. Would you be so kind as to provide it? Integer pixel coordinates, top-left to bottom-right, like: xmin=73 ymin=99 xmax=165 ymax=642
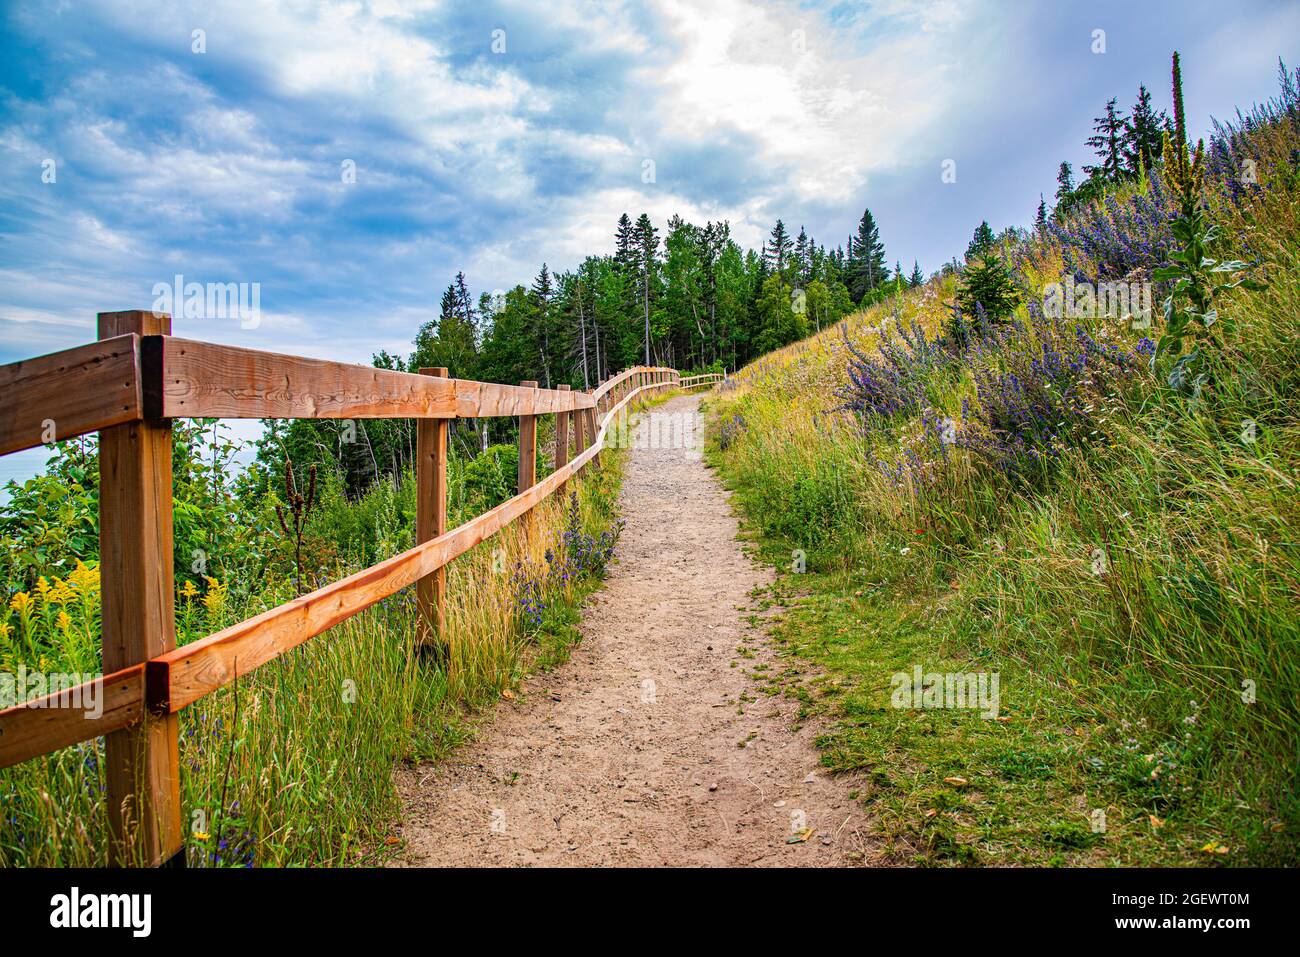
xmin=676 ymin=372 xmax=725 ymax=390
xmin=0 ymin=309 xmax=702 ymax=865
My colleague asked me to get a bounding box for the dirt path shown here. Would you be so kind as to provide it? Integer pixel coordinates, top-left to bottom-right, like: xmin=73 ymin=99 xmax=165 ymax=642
xmin=393 ymin=393 xmax=874 ymax=866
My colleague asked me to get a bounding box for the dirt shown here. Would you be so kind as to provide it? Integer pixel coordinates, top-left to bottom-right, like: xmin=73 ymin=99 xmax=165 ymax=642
xmin=392 ymin=393 xmax=876 ymax=867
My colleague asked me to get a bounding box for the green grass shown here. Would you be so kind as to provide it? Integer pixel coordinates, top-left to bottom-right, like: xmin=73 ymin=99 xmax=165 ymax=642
xmin=731 ymin=537 xmax=1278 ymax=866
xmin=704 ymin=109 xmax=1299 ymax=867
xmin=0 ymin=441 xmax=631 ymax=867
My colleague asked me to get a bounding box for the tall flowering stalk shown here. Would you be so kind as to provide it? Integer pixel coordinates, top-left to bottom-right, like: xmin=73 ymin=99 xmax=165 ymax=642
xmin=1152 ymin=52 xmax=1266 ymax=396
xmin=274 ymin=459 xmax=318 ymax=596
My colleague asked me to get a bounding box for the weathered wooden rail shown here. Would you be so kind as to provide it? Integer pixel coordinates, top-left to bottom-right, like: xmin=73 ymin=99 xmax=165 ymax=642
xmin=0 ymin=309 xmax=710 ymax=865
xmin=676 ymin=372 xmax=726 ymax=390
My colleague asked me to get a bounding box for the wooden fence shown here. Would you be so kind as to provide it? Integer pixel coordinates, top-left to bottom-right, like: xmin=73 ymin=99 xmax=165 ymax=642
xmin=0 ymin=309 xmax=714 ymax=865
xmin=676 ymin=372 xmax=726 ymax=390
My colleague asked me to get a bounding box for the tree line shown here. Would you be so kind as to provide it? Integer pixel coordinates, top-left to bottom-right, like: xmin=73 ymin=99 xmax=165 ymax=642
xmin=255 ymin=207 xmax=921 ymax=495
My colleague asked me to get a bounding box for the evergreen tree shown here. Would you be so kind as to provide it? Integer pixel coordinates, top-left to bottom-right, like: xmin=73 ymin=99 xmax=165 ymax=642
xmin=614 ymin=214 xmax=635 ymax=267
xmin=530 ymin=263 xmax=556 ymax=387
xmin=847 ymin=208 xmax=886 ymax=303
xmin=696 ymin=220 xmax=728 ymax=363
xmin=764 ymin=219 xmax=793 ymax=276
xmin=632 ymin=213 xmax=660 ymax=364
xmin=794 ymin=226 xmax=810 ymax=283
xmin=1085 ymin=97 xmax=1128 ymax=182
xmin=953 ymin=253 xmax=1021 ymax=338
xmin=1055 ymin=161 xmax=1074 ymax=202
xmin=1125 ymin=83 xmax=1167 ymax=175
xmin=965 ymin=220 xmax=996 ymax=261
xmin=413 ymin=278 xmax=477 ymax=377
xmin=908 ymin=260 xmax=924 ymax=287
xmin=1035 ymin=195 xmax=1048 ymax=232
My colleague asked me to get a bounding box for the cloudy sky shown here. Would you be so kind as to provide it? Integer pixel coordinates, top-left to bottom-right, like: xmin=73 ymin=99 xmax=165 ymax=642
xmin=0 ymin=0 xmax=1296 ymax=482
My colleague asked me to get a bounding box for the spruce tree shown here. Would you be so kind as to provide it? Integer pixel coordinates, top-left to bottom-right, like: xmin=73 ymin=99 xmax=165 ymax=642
xmin=847 ymin=208 xmax=886 ymax=303
xmin=764 ymin=219 xmax=793 ymax=276
xmin=1055 ymin=161 xmax=1074 ymax=202
xmin=1125 ymin=83 xmax=1167 ymax=176
xmin=614 ymin=214 xmax=635 ymax=266
xmin=1035 ymin=195 xmax=1048 ymax=232
xmin=1084 ymin=97 xmax=1128 ymax=182
xmin=531 ymin=263 xmax=555 ymax=387
xmin=454 ymin=271 xmax=478 ymax=346
xmin=794 ymin=226 xmax=812 ymax=284
xmin=632 ymin=214 xmax=660 ymax=364
xmin=965 ymin=220 xmax=996 ymax=261
xmin=908 ymin=260 xmax=923 ymax=287
xmin=954 ymin=253 xmax=1021 ymax=333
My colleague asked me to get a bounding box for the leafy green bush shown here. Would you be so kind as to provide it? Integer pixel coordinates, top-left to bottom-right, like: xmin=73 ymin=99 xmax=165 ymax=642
xmin=462 ymin=444 xmax=519 ymax=512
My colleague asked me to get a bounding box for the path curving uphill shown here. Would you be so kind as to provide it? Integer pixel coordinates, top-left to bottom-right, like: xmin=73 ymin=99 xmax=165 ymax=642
xmin=393 ymin=393 xmax=873 ymax=866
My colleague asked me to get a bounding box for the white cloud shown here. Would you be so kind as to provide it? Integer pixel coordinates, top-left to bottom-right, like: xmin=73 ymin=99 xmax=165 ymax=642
xmin=646 ymin=0 xmax=979 ymax=206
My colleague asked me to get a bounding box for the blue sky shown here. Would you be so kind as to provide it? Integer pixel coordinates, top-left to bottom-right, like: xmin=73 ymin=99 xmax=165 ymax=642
xmin=0 ymin=0 xmax=1297 ymax=482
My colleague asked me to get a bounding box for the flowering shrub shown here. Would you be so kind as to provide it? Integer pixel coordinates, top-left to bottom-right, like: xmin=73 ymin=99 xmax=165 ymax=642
xmin=958 ymin=308 xmax=1150 ymax=479
xmin=558 ymin=492 xmax=622 ymax=579
xmin=510 ymin=493 xmax=622 ymax=632
xmin=871 ymin=406 xmax=958 ymax=489
xmin=837 ymin=314 xmax=950 ymax=421
xmin=1047 ymin=172 xmax=1179 ymax=280
xmin=717 ymin=412 xmax=748 ymax=451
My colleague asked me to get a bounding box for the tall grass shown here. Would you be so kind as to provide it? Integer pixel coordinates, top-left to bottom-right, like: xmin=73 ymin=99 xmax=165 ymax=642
xmin=706 ymin=81 xmax=1299 ymax=863
xmin=0 ymin=438 xmax=628 ymax=867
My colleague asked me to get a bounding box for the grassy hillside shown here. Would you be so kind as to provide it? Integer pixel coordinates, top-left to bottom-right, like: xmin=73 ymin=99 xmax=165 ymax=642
xmin=706 ymin=66 xmax=1299 ymax=866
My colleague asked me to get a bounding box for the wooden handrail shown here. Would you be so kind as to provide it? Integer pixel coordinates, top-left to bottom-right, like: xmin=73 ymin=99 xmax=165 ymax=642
xmin=153 ymin=337 xmax=596 ymax=419
xmin=0 ymin=335 xmax=142 ymax=456
xmin=677 ymin=373 xmax=725 ymax=390
xmin=0 ymin=310 xmax=683 ymax=864
xmin=590 ymin=365 xmax=676 ymax=406
xmin=0 ymin=664 xmax=147 ymax=767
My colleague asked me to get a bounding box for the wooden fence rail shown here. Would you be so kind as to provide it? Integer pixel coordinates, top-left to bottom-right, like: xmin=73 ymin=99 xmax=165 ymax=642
xmin=0 ymin=309 xmax=694 ymax=865
xmin=677 ymin=372 xmax=726 ymax=390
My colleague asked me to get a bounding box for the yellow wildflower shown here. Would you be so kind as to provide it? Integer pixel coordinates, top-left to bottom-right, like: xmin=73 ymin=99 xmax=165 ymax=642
xmin=9 ymin=592 xmax=30 ymax=614
xmin=68 ymin=561 xmax=99 ymax=591
xmin=55 ymin=611 xmax=72 ymax=633
xmin=201 ymin=578 xmax=227 ymax=616
xmin=0 ymin=622 xmax=11 ymax=641
xmin=180 ymin=580 xmax=199 ymax=599
xmin=34 ymin=577 xmax=50 ymax=601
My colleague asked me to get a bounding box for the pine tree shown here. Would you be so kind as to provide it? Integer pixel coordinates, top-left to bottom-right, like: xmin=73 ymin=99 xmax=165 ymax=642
xmin=908 ymin=260 xmax=923 ymax=287
xmin=1125 ymin=83 xmax=1167 ymax=176
xmin=965 ymin=220 xmax=996 ymax=261
xmin=847 ymin=208 xmax=886 ymax=303
xmin=954 ymin=253 xmax=1021 ymax=336
xmin=614 ymin=214 xmax=635 ymax=266
xmin=530 ymin=263 xmax=555 ymax=387
xmin=794 ymin=226 xmax=810 ymax=283
xmin=1084 ymin=97 xmax=1128 ymax=182
xmin=632 ymin=214 xmax=660 ymax=364
xmin=764 ymin=220 xmax=793 ymax=276
xmin=1055 ymin=161 xmax=1074 ymax=202
xmin=1035 ymin=195 xmax=1048 ymax=232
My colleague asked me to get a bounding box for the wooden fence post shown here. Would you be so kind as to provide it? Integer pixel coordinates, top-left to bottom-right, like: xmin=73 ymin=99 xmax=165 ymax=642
xmin=555 ymin=383 xmax=570 ymax=500
xmin=587 ymin=405 xmax=601 ymax=469
xmin=98 ymin=309 xmax=183 ymax=867
xmin=416 ymin=367 xmax=448 ymax=656
xmin=518 ymin=379 xmax=538 ymax=498
xmin=576 ymin=396 xmax=590 ymax=477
